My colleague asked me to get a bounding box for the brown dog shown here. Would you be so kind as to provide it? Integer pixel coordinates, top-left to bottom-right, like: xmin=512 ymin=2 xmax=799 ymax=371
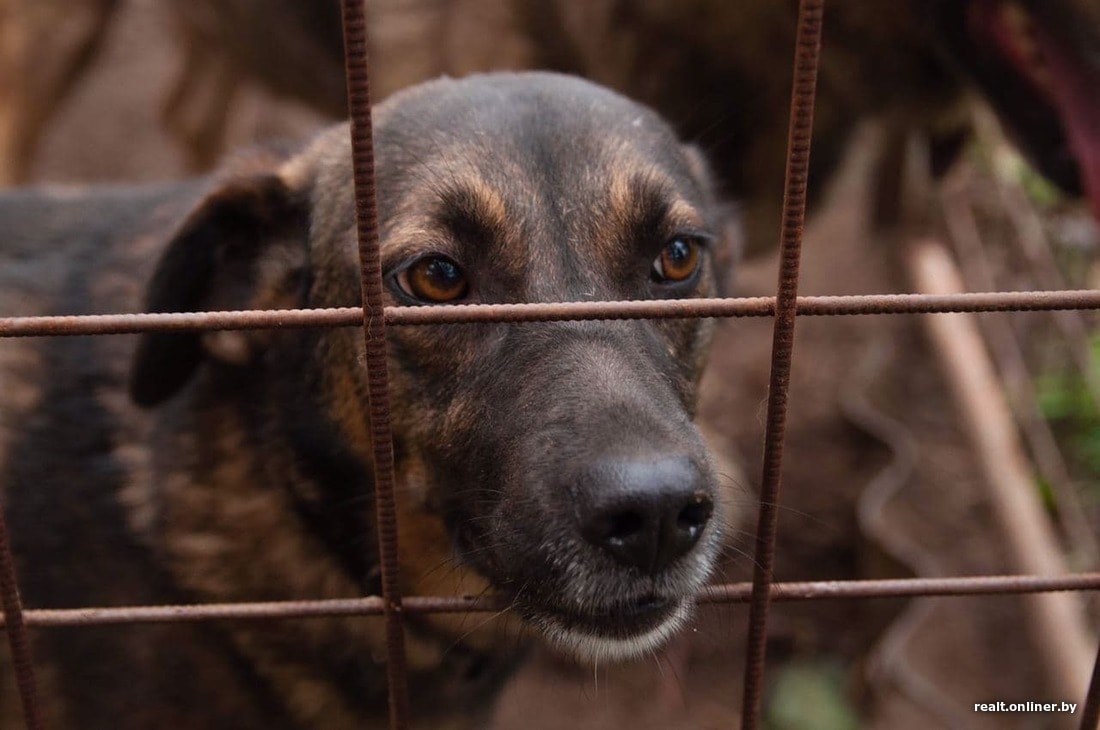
xmin=0 ymin=71 xmax=738 ymax=728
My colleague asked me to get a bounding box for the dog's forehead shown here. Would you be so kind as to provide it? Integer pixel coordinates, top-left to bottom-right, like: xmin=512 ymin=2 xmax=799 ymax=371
xmin=374 ymin=73 xmax=691 ymax=182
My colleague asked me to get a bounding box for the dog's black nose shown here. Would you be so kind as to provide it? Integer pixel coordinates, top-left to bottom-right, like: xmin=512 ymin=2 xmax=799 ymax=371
xmin=577 ymin=456 xmax=713 ymax=573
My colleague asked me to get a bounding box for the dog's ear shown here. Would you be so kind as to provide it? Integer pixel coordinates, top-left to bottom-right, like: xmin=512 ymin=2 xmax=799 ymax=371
xmin=129 ymin=174 xmax=310 ymax=407
xmin=683 ymin=144 xmax=742 ymax=296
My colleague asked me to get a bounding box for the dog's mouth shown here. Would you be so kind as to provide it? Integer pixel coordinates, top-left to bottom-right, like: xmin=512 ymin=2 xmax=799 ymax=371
xmin=453 ymin=514 xmax=714 ymax=662
xmin=546 ymin=594 xmax=678 ymax=636
xmin=951 ymin=0 xmax=1100 ymax=218
xmin=519 ymin=593 xmax=693 ymax=663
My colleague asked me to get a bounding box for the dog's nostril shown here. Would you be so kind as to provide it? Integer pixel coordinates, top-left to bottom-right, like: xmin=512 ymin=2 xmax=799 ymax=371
xmin=678 ymin=498 xmax=713 ymax=535
xmin=604 ymin=511 xmax=644 ymax=543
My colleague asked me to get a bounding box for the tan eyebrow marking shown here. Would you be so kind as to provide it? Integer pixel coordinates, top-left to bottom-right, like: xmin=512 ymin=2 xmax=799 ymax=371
xmin=608 ymin=168 xmax=704 ymax=232
xmin=462 ymin=175 xmax=510 ymax=233
xmin=665 ymin=198 xmax=705 ymax=231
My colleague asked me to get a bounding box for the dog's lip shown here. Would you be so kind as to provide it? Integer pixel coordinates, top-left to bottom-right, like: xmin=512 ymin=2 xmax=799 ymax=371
xmin=533 ymin=594 xmax=679 ymax=638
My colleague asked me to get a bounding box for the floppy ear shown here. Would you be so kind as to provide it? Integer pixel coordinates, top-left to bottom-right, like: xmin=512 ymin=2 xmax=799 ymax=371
xmin=683 ymin=144 xmax=742 ymax=297
xmin=129 ymin=174 xmax=310 ymax=407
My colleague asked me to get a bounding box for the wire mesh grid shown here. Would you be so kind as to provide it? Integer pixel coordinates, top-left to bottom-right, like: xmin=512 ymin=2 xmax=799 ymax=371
xmin=1 ymin=0 xmax=1099 ymax=728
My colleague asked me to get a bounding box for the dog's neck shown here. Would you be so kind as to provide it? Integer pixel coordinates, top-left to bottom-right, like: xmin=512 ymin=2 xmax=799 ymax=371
xmin=136 ymin=351 xmax=524 ymax=727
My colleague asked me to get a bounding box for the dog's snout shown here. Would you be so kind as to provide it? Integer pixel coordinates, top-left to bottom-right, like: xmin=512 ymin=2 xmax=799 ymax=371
xmin=577 ymin=456 xmax=713 ymax=574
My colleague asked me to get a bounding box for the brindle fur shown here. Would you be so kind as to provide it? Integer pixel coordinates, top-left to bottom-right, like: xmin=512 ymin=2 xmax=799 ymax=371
xmin=0 ymin=72 xmax=738 ymax=728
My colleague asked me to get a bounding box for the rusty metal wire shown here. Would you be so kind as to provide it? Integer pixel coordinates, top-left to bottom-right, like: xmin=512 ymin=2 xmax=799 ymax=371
xmin=4 ymin=290 xmax=1100 ymax=339
xmin=740 ymin=0 xmax=825 ymax=727
xmin=0 ymin=505 xmax=43 ymax=729
xmin=340 ymin=1 xmax=411 ymax=728
xmin=2 ymin=574 xmax=1097 ymax=628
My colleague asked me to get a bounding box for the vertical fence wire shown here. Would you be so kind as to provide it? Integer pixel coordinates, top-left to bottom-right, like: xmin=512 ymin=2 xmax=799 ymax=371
xmin=339 ymin=1 xmax=411 ymax=728
xmin=0 ymin=504 xmax=44 ymax=730
xmin=739 ymin=0 xmax=826 ymax=727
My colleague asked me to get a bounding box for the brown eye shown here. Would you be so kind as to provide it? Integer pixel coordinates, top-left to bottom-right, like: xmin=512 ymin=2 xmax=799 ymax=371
xmin=651 ymin=237 xmax=701 ymax=283
xmin=397 ymin=256 xmax=469 ymax=302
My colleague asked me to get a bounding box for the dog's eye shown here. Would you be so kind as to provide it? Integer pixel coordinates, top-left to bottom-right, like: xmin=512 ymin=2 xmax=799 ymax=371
xmin=651 ymin=237 xmax=702 ymax=284
xmin=397 ymin=255 xmax=469 ymax=302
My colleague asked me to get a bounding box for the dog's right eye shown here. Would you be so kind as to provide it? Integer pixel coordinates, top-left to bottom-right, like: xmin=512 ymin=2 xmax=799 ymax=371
xmin=651 ymin=236 xmax=703 ymax=284
xmin=396 ymin=256 xmax=469 ymax=303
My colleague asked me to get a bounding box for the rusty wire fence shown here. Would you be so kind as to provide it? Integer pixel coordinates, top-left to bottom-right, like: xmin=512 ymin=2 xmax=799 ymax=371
xmin=2 ymin=0 xmax=1100 ymax=728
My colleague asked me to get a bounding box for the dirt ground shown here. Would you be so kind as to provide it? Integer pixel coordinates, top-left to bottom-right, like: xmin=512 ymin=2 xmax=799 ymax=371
xmin=13 ymin=1 xmax=1097 ymax=728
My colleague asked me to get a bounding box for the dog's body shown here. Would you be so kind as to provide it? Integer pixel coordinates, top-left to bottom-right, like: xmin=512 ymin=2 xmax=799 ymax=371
xmin=0 ymin=72 xmax=737 ymax=728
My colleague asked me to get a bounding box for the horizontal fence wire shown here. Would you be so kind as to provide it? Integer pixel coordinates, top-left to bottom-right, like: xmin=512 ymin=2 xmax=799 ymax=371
xmin=3 ymin=574 xmax=1099 ymax=627
xmin=2 ymin=290 xmax=1100 ymax=338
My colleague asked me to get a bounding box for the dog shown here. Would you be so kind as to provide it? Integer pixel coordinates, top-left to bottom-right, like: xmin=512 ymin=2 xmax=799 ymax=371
xmin=0 ymin=71 xmax=739 ymax=728
xmin=5 ymin=0 xmax=1099 ymax=249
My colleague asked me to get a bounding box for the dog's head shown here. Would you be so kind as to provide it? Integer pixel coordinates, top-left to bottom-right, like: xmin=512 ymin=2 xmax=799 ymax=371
xmin=130 ymin=72 xmax=739 ymax=662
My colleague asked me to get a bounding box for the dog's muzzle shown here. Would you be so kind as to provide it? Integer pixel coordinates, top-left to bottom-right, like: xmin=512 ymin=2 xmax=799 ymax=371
xmin=453 ymin=327 xmax=723 ymax=661
xmin=516 ymin=450 xmax=721 ymax=663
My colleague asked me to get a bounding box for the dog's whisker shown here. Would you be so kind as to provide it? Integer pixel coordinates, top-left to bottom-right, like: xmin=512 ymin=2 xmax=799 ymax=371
xmin=445 ymin=584 xmax=504 ymax=644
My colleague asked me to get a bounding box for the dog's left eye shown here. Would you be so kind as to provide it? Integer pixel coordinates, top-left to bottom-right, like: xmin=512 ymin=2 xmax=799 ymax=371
xmin=397 ymin=255 xmax=469 ymax=302
xmin=651 ymin=237 xmax=702 ymax=284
